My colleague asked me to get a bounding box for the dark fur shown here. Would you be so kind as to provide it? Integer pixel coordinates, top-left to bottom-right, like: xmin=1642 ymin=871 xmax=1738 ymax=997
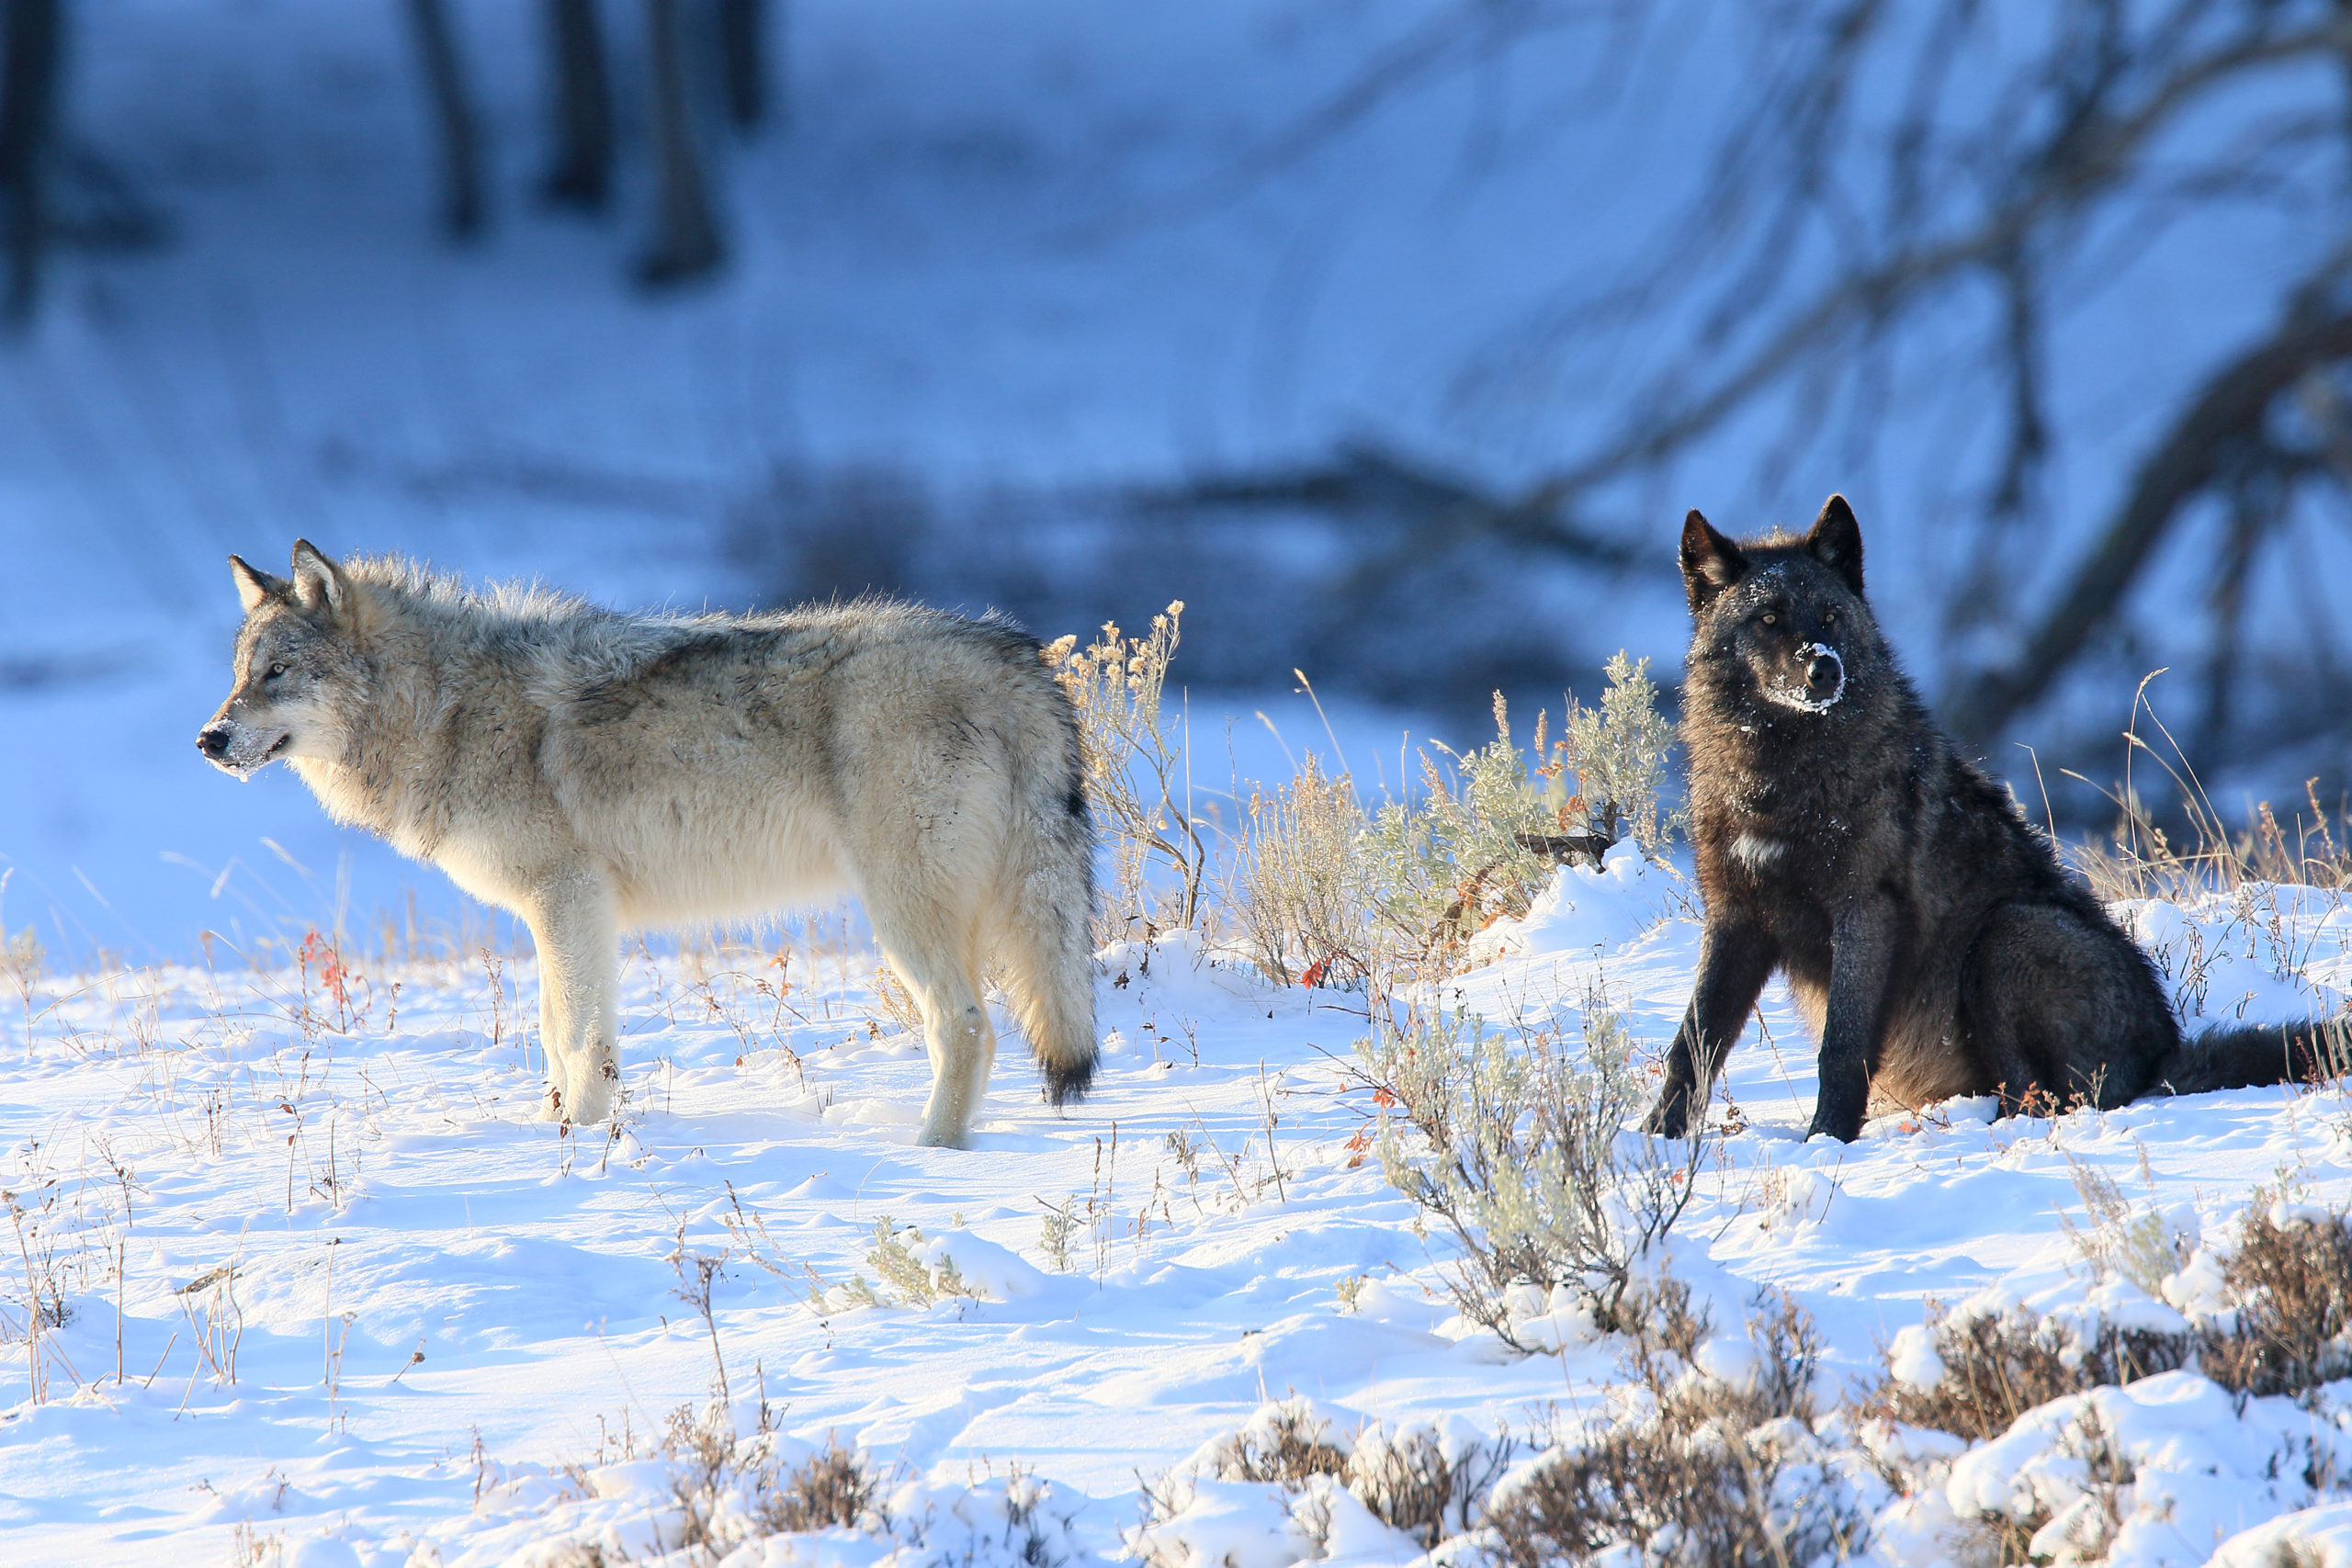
xmin=1645 ymin=496 xmax=2331 ymax=1142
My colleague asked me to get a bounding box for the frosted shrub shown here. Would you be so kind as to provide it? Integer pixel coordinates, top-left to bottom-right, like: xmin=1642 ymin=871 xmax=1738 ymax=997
xmin=1557 ymin=650 xmax=1682 ymax=861
xmin=1360 ymin=694 xmax=1557 ymax=965
xmin=1046 ymin=603 xmax=1207 ymax=936
xmin=1226 ymin=752 xmax=1370 ymax=986
xmin=858 ymin=1216 xmax=978 ymax=1309
xmin=1356 ymin=654 xmax=1681 ymax=970
xmin=1358 ymin=1001 xmax=1702 ymax=1343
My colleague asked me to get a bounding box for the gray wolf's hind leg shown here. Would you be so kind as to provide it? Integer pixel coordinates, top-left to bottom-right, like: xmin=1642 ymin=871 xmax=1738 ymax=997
xmin=525 ymin=868 xmax=622 ymax=1125
xmin=868 ymin=895 xmax=994 ymax=1149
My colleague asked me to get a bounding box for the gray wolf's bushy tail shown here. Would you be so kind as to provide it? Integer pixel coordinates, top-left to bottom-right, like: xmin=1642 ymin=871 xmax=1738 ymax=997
xmin=1002 ymin=733 xmax=1099 ymax=1107
xmin=2156 ymin=1021 xmax=2346 ymax=1098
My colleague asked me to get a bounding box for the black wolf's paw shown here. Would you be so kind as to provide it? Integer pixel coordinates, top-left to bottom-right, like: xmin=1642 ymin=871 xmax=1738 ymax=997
xmin=1641 ymin=1093 xmax=1690 ymax=1139
xmin=1804 ymin=1108 xmax=1863 ymax=1143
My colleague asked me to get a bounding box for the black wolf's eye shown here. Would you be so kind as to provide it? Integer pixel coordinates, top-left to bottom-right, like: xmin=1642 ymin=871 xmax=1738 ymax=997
xmin=1759 ymin=613 xmax=1778 ymax=626
xmin=1824 ymin=610 xmax=1838 ymax=626
xmin=265 ymin=662 xmax=288 ymax=680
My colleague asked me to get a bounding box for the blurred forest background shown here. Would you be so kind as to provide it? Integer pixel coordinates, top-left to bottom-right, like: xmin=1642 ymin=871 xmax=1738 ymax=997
xmin=1 ymin=0 xmax=2348 ymax=958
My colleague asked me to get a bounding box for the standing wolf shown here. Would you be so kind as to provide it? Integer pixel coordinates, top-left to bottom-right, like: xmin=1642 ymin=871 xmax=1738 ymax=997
xmin=1645 ymin=496 xmax=2331 ymax=1143
xmin=198 ymin=542 xmax=1097 ymax=1147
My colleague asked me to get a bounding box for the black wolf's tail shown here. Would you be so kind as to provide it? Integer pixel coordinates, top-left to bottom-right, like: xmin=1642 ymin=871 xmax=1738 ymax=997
xmin=2153 ymin=1021 xmax=2347 ymax=1098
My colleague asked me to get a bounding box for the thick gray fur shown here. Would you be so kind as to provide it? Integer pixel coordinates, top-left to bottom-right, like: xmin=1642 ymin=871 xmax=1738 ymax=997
xmin=199 ymin=543 xmax=1098 ymax=1146
xmin=1645 ymin=497 xmax=2330 ymax=1143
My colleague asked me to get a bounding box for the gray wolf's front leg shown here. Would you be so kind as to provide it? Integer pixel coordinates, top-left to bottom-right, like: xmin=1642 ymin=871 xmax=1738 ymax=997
xmin=1645 ymin=919 xmax=1776 ymax=1136
xmin=525 ymin=868 xmax=622 ymax=1125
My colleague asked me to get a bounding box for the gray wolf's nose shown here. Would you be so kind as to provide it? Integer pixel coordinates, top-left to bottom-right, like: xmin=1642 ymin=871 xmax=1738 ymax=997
xmin=197 ymin=727 xmax=231 ymax=760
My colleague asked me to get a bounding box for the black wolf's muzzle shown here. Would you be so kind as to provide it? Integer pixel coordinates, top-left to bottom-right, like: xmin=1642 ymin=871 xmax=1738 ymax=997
xmin=1804 ymin=649 xmax=1842 ymax=697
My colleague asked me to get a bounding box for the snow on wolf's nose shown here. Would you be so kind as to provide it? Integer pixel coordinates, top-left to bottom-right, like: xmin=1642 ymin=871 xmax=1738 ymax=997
xmin=1800 ymin=642 xmax=1845 ymax=705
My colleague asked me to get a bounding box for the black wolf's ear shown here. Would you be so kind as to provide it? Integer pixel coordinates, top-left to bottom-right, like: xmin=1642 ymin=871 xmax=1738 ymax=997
xmin=1805 ymin=494 xmax=1864 ymax=596
xmin=229 ymin=554 xmax=288 ymax=615
xmin=289 ymin=539 xmax=349 ymax=620
xmin=1679 ymin=510 xmax=1747 ymax=612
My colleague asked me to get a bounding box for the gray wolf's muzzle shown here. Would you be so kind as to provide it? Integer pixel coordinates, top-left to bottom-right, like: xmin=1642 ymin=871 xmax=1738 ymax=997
xmin=196 ymin=720 xmax=289 ymax=775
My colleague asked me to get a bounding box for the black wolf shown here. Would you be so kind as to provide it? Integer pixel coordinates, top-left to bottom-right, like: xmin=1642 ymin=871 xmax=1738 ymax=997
xmin=1644 ymin=496 xmax=2334 ymax=1142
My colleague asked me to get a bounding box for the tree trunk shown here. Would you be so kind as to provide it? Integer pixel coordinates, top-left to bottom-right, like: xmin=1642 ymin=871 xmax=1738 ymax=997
xmin=0 ymin=0 xmax=62 ymax=323
xmin=638 ymin=0 xmax=722 ymax=286
xmin=541 ymin=0 xmax=611 ymax=208
xmin=717 ymin=0 xmax=773 ymax=130
xmin=407 ymin=0 xmax=485 ymax=240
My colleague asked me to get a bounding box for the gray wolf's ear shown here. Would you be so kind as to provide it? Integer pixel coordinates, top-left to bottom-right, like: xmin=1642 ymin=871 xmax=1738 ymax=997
xmin=1679 ymin=510 xmax=1747 ymax=612
xmin=229 ymin=554 xmax=288 ymax=615
xmin=1806 ymin=494 xmax=1864 ymax=596
xmin=289 ymin=539 xmax=349 ymax=619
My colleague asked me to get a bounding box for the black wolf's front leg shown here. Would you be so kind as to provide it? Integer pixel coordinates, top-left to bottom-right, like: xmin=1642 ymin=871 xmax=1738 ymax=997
xmin=1810 ymin=898 xmax=1903 ymax=1141
xmin=1645 ymin=920 xmax=1776 ymax=1137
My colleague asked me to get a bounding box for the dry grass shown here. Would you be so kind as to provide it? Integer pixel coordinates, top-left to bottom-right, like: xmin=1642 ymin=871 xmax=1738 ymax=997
xmin=1046 ymin=604 xmax=1208 ymax=939
xmin=2065 ymin=680 xmax=2352 ymax=905
xmin=1224 ymin=751 xmax=1368 ymax=987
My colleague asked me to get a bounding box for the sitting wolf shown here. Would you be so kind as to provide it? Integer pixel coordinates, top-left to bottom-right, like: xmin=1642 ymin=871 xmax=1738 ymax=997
xmin=1645 ymin=496 xmax=2332 ymax=1143
xmin=198 ymin=542 xmax=1097 ymax=1146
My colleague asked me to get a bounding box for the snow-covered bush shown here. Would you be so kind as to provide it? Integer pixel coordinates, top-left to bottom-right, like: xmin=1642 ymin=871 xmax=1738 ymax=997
xmin=1871 ymin=1299 xmax=2192 ymax=1443
xmin=1485 ymin=1282 xmax=1882 ymax=1568
xmin=2196 ymin=1203 xmax=2352 ymax=1399
xmin=1128 ymin=1396 xmax=1514 ymax=1568
xmin=1359 ymin=1001 xmax=1702 ymax=1343
xmin=1875 ymin=1201 xmax=2352 ymax=1449
xmin=453 ymin=1402 xmax=1087 ymax=1568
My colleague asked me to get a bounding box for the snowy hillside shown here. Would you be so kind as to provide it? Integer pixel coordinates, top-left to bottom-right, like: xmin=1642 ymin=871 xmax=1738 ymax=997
xmin=3 ymin=847 xmax=2350 ymax=1565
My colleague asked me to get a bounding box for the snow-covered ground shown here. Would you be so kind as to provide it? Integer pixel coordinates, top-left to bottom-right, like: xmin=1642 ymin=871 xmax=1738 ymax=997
xmin=6 ymin=5 xmax=2352 ymax=1562
xmin=2 ymin=848 xmax=2350 ymax=1566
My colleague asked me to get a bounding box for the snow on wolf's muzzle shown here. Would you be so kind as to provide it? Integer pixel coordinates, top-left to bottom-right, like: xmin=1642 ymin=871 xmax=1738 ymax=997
xmin=1768 ymin=642 xmax=1845 ymax=713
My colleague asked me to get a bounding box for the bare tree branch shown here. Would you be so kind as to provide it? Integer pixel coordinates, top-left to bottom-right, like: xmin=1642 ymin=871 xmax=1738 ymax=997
xmin=1944 ymin=286 xmax=2352 ymax=741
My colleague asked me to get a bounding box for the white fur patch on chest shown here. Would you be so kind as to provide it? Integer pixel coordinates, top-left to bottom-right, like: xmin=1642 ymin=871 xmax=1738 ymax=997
xmin=1730 ymin=830 xmax=1786 ymax=872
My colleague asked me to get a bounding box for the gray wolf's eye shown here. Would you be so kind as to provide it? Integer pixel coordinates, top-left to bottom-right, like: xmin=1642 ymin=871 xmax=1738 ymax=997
xmin=266 ymin=662 xmax=288 ymax=679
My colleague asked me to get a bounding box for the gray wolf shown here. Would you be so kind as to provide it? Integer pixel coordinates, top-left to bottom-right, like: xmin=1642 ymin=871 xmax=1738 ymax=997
xmin=198 ymin=542 xmax=1097 ymax=1146
xmin=1645 ymin=496 xmax=2333 ymax=1142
